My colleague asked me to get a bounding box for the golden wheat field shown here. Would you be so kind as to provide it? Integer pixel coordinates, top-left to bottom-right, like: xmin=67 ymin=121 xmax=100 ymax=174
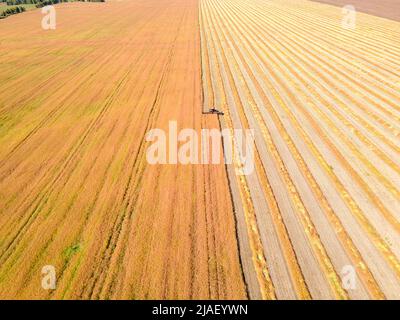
xmin=0 ymin=0 xmax=399 ymax=300
xmin=0 ymin=0 xmax=246 ymax=299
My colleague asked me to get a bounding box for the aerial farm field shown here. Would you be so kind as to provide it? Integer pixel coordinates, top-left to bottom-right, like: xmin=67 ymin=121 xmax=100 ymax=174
xmin=0 ymin=0 xmax=399 ymax=300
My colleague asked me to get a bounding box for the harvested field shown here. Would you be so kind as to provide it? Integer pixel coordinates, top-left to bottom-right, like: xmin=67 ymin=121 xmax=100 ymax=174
xmin=0 ymin=0 xmax=246 ymax=299
xmin=200 ymin=0 xmax=400 ymax=299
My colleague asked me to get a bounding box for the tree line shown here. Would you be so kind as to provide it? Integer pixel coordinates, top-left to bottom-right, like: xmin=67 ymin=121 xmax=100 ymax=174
xmin=1 ymin=0 xmax=105 ymax=19
xmin=0 ymin=6 xmax=26 ymax=19
xmin=5 ymin=0 xmax=104 ymax=5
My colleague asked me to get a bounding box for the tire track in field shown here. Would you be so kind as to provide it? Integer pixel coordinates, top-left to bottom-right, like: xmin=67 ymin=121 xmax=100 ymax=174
xmin=49 ymin=33 xmax=173 ymax=299
xmin=0 ymin=59 xmax=135 ymax=267
xmin=80 ymin=18 xmax=182 ymax=298
xmin=0 ymin=44 xmax=147 ymax=250
xmin=0 ymin=7 xmax=163 ymax=177
xmin=0 ymin=8 xmax=170 ymax=248
xmin=0 ymin=6 xmax=169 ymax=246
xmin=0 ymin=3 xmax=167 ymax=254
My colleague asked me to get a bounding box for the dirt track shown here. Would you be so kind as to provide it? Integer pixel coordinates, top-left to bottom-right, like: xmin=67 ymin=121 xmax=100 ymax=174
xmin=0 ymin=0 xmax=246 ymax=299
xmin=201 ymin=0 xmax=400 ymax=299
xmin=312 ymin=0 xmax=400 ymax=21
